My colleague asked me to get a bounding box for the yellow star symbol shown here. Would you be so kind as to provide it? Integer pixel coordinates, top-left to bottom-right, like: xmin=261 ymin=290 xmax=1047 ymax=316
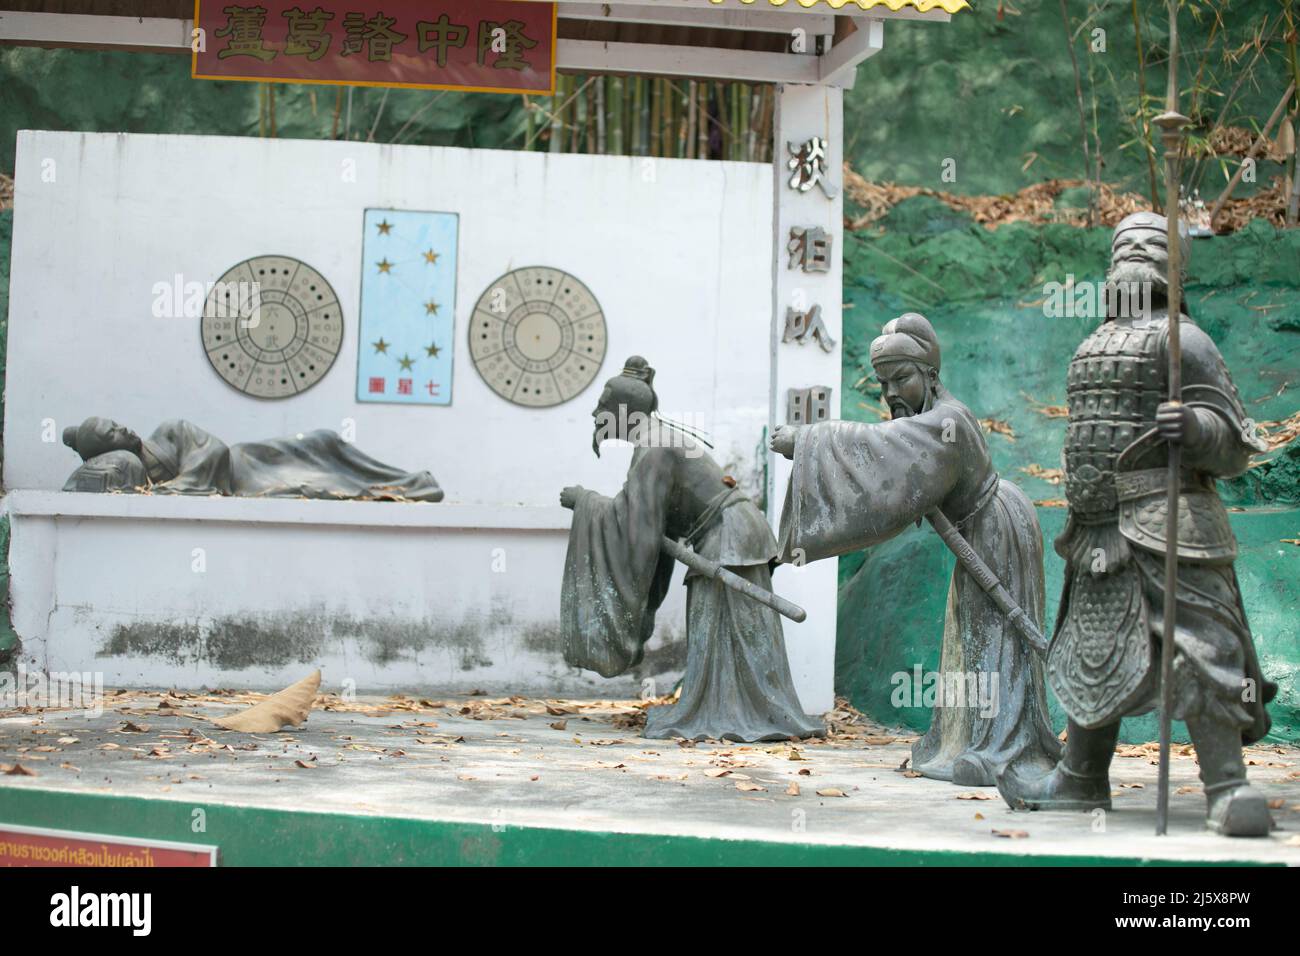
xmin=424 ymin=300 xmax=440 ymax=316
xmin=425 ymin=341 xmax=441 ymax=358
xmin=423 ymin=249 xmax=440 ymax=265
xmin=377 ymin=258 xmax=393 ymax=274
xmin=398 ymin=354 xmax=415 ymax=372
xmin=376 ymin=219 xmax=393 ymax=236
xmin=372 ymin=338 xmax=390 ymax=354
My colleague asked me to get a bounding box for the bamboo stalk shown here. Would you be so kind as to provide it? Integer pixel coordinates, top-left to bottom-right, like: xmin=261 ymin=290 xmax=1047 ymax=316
xmin=1058 ymin=0 xmax=1096 ymax=225
xmin=549 ymin=74 xmax=565 ymax=153
xmin=651 ymin=77 xmax=662 ymax=158
xmin=595 ymin=78 xmax=607 ymax=155
xmin=686 ymin=80 xmax=697 ymax=160
xmin=1132 ymin=0 xmax=1161 ymax=207
xmin=699 ymin=84 xmax=710 ymax=159
xmin=587 ymin=80 xmax=597 ymax=154
xmin=574 ymin=79 xmax=585 ymax=153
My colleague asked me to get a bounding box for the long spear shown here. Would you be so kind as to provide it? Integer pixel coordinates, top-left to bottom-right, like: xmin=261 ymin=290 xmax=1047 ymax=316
xmin=1152 ymin=0 xmax=1191 ymax=838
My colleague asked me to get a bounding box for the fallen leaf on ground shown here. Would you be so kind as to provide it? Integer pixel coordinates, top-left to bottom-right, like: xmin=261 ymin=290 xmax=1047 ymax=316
xmin=549 ymin=720 xmax=567 ymax=731
xmin=816 ymin=788 xmax=847 ymax=798
xmin=294 ymin=759 xmax=316 ymax=769
xmin=735 ymin=780 xmax=766 ymax=792
xmin=786 ymin=781 xmax=800 ymax=796
xmin=992 ymin=829 xmax=1029 ymax=839
xmin=213 ymin=670 xmax=320 ymax=733
xmin=2 ymin=763 xmax=36 ymax=776
xmin=955 ymin=792 xmax=995 ymax=800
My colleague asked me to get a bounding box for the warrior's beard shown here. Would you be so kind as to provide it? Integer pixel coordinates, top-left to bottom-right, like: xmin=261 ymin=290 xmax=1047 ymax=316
xmin=888 ymin=400 xmax=915 ymax=420
xmin=1106 ymin=257 xmax=1167 ymax=292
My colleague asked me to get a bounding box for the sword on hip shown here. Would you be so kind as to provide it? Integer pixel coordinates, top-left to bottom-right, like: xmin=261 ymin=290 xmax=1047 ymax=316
xmin=924 ymin=509 xmax=1048 ymax=655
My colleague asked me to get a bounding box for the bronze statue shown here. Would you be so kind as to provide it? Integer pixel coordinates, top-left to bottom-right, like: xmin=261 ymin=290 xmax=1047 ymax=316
xmin=996 ymin=212 xmax=1276 ymax=837
xmin=559 ymin=357 xmax=822 ymax=742
xmin=62 ymin=417 xmax=444 ymax=501
xmin=771 ymin=314 xmax=1060 ymax=786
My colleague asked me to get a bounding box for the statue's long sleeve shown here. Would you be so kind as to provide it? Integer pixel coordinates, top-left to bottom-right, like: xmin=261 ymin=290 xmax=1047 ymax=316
xmin=777 ymin=410 xmax=966 ymax=564
xmin=560 ymin=447 xmax=677 ymax=677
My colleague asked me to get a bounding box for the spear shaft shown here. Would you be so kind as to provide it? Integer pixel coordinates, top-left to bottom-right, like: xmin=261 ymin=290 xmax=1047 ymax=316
xmin=1152 ymin=0 xmax=1191 ymax=838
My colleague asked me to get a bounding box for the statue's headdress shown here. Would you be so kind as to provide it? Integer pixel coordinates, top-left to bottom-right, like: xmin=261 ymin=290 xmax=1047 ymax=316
xmin=869 ymin=313 xmax=941 ymax=373
xmin=601 ymin=355 xmax=659 ymax=414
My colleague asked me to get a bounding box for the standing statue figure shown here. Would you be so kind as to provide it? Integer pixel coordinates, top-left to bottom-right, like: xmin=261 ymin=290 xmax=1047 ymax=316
xmin=771 ymin=314 xmax=1061 ymax=786
xmin=559 ymin=356 xmax=823 ymax=742
xmin=62 ymin=416 xmax=444 ymax=501
xmin=996 ymin=212 xmax=1276 ymax=837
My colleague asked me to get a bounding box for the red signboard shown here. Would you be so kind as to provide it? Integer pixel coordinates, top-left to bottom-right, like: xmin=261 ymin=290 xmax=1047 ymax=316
xmin=193 ymin=1 xmax=556 ymax=95
xmin=0 ymin=825 xmax=217 ymax=867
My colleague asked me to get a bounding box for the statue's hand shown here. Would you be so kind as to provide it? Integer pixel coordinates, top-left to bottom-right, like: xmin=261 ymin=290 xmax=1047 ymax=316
xmin=1156 ymin=401 xmax=1201 ymax=449
xmin=769 ymin=425 xmax=797 ymax=460
xmin=559 ymin=485 xmax=585 ymax=510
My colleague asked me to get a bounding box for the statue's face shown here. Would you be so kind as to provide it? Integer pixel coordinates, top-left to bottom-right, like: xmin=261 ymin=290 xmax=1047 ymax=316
xmin=591 ymin=385 xmax=630 ymax=456
xmin=1108 ymin=227 xmax=1169 ymax=292
xmin=875 ymin=361 xmax=929 ymax=419
xmin=80 ymin=417 xmax=141 ymax=460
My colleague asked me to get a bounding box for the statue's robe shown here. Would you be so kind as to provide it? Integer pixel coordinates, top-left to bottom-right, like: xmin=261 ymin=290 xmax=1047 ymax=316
xmin=777 ymin=398 xmax=1061 ymax=785
xmin=65 ymin=419 xmax=443 ymax=502
xmin=561 ymin=440 xmax=823 ymax=742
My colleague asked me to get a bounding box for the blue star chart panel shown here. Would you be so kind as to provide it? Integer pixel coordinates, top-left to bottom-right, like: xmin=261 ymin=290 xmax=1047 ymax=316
xmin=356 ymin=209 xmax=459 ymax=406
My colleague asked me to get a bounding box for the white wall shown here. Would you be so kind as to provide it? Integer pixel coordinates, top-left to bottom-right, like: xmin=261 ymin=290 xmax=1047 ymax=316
xmin=4 ymin=130 xmax=773 ymax=503
xmin=3 ymin=130 xmax=835 ymax=711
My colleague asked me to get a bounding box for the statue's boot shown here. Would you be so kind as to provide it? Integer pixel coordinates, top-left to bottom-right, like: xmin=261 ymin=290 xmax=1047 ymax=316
xmin=996 ymin=720 xmax=1118 ymax=811
xmin=1188 ymin=718 xmax=1272 ymax=838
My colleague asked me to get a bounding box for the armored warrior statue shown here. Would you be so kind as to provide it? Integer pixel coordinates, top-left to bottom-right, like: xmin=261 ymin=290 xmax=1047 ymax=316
xmin=771 ymin=314 xmax=1061 ymax=786
xmin=560 ymin=357 xmax=823 ymax=742
xmin=997 ymin=212 xmax=1276 ymax=837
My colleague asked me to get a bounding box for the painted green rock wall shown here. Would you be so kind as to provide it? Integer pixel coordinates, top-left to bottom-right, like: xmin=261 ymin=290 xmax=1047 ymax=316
xmin=836 ymin=197 xmax=1300 ymax=745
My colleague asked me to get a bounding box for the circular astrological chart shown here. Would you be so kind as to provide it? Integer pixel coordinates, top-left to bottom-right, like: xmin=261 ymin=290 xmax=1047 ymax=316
xmin=200 ymin=255 xmax=344 ymax=399
xmin=469 ymin=267 xmax=608 ymax=408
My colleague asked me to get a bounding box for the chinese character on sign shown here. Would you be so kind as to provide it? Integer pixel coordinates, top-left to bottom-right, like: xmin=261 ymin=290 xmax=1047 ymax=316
xmin=368 ymin=377 xmax=386 ymax=394
xmin=416 ymin=14 xmax=469 ymax=67
xmin=476 ymin=19 xmax=537 ymax=71
xmin=787 ymin=386 xmax=834 ymax=426
xmin=282 ymin=5 xmax=335 ymax=60
xmin=215 ymin=4 xmax=277 ymax=61
xmin=787 ymin=226 xmax=833 ymax=273
xmin=397 ymin=378 xmax=413 ymax=395
xmin=787 ymin=137 xmax=838 ymax=198
xmin=783 ymin=304 xmax=837 ymax=353
xmin=341 ymin=12 xmax=407 ymax=61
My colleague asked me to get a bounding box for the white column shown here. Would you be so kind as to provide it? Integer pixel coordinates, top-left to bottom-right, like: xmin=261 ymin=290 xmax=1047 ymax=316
xmin=768 ymin=83 xmax=843 ymax=716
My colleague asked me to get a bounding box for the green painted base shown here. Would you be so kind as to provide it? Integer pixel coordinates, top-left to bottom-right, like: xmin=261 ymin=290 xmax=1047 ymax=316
xmin=0 ymin=787 xmax=1271 ymax=867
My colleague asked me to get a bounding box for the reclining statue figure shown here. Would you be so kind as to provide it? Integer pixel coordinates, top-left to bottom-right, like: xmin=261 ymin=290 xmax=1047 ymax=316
xmin=61 ymin=416 xmax=444 ymax=502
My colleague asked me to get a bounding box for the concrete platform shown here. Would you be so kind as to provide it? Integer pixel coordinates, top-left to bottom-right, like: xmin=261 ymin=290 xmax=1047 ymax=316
xmin=2 ymin=690 xmax=1298 ymax=866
